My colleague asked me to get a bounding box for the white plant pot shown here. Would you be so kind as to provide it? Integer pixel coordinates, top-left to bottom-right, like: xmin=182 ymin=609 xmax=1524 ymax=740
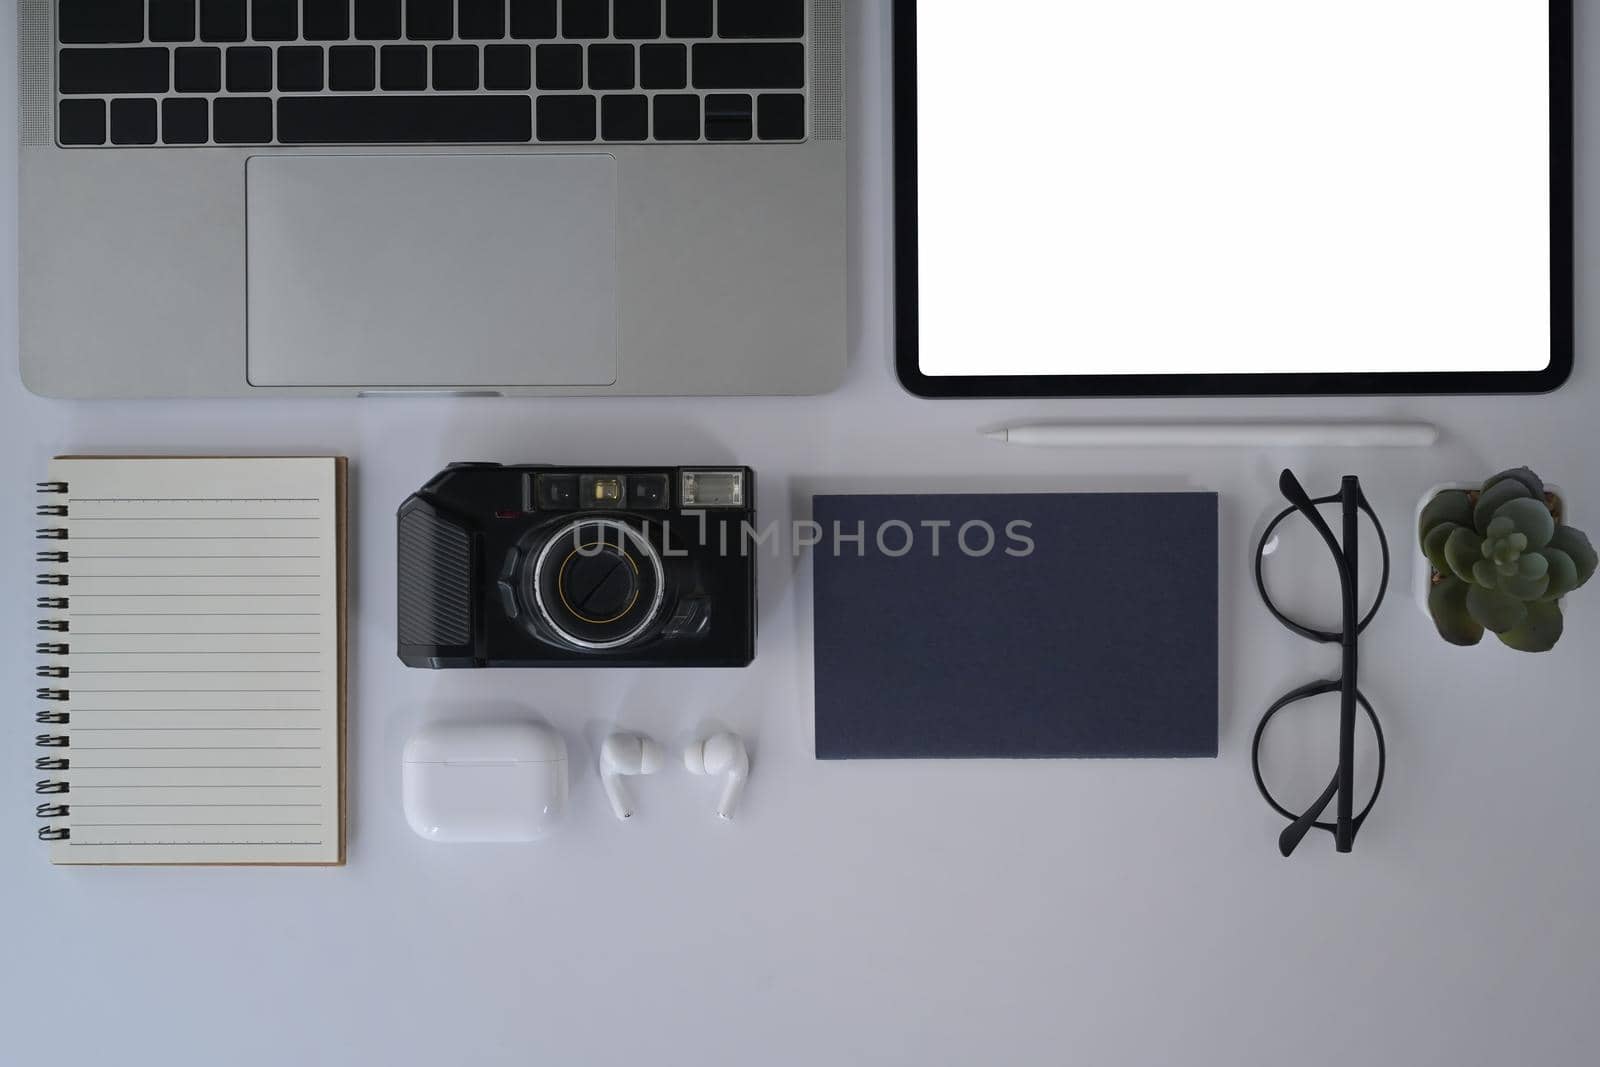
xmin=1414 ymin=481 xmax=1568 ymax=623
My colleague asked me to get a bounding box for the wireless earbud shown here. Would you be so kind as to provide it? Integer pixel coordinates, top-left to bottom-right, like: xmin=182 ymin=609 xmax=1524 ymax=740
xmin=682 ymin=732 xmax=749 ymax=820
xmin=600 ymin=732 xmax=664 ymax=820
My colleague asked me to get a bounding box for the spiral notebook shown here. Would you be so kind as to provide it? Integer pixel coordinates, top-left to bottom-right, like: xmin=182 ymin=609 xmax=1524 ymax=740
xmin=35 ymin=456 xmax=347 ymax=866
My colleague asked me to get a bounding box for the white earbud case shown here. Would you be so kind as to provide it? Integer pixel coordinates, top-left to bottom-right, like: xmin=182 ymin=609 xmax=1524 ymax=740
xmin=403 ymin=721 xmax=568 ymax=843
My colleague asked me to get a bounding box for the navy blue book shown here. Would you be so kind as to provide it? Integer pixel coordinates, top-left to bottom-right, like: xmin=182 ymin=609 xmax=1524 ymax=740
xmin=811 ymin=493 xmax=1218 ymax=760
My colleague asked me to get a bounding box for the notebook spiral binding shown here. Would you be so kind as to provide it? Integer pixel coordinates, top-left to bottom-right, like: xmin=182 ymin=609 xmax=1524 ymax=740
xmin=35 ymin=486 xmax=69 ymax=843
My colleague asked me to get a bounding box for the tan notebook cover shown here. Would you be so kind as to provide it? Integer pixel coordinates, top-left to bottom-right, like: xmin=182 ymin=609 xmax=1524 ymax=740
xmin=36 ymin=457 xmax=347 ymax=866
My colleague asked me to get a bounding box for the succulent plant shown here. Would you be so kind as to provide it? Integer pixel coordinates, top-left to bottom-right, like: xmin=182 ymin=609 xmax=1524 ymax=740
xmin=1419 ymin=467 xmax=1596 ymax=652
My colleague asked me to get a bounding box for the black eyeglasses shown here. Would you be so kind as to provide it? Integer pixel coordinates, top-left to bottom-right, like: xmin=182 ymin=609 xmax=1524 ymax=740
xmin=1252 ymin=470 xmax=1390 ymax=856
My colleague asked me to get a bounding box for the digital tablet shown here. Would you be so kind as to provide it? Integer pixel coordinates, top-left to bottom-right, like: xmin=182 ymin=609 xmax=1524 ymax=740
xmin=894 ymin=0 xmax=1573 ymax=397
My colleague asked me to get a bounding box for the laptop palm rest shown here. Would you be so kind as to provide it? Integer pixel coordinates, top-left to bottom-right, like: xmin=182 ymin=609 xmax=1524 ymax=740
xmin=245 ymin=154 xmax=619 ymax=388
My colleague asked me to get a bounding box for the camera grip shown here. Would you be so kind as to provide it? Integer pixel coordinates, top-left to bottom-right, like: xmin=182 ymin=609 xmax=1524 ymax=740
xmin=397 ymin=498 xmax=476 ymax=663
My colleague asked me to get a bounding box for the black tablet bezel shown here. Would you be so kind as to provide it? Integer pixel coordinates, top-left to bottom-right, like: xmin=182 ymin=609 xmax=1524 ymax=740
xmin=893 ymin=0 xmax=1575 ymax=398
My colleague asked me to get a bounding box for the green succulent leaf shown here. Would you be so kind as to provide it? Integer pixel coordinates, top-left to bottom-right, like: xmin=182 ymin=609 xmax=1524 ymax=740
xmin=1501 ymin=572 xmax=1550 ymax=602
xmin=1445 ymin=527 xmax=1485 ymax=583
xmin=1419 ymin=490 xmax=1474 ymax=544
xmin=1491 ymin=497 xmax=1556 ymax=550
xmin=1428 ymin=577 xmax=1485 ymax=646
xmin=1498 ymin=598 xmax=1564 ymax=653
xmin=1483 ymin=467 xmax=1545 ymax=499
xmin=1519 ymin=553 xmax=1550 ymax=579
xmin=1487 ymin=515 xmax=1517 ymax=539
xmin=1542 ymin=548 xmax=1579 ymax=601
xmin=1472 ymin=559 xmax=1501 ymax=589
xmin=1467 ymin=584 xmax=1528 ymax=633
xmin=1547 ymin=525 xmax=1597 ymax=589
xmin=1422 ymin=522 xmax=1461 ymax=576
xmin=1474 ymin=480 xmax=1531 ymax=533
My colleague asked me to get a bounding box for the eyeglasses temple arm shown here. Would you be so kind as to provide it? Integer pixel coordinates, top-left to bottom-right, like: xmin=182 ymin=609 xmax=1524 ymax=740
xmin=1279 ymin=469 xmax=1362 ymax=851
xmin=1280 ymin=773 xmax=1340 ymax=857
xmin=1336 ymin=478 xmax=1360 ymax=850
xmin=1277 ymin=471 xmax=1353 ymax=589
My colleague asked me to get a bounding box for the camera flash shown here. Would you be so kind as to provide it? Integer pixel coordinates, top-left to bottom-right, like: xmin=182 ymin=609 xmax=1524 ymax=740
xmin=592 ymin=478 xmax=622 ymax=503
xmin=681 ymin=470 xmax=745 ymax=508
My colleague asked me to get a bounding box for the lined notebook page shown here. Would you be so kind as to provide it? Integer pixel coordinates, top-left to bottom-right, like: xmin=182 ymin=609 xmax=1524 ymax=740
xmin=47 ymin=457 xmax=343 ymax=866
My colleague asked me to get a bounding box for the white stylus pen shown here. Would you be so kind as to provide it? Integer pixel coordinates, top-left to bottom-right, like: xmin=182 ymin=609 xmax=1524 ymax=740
xmin=985 ymin=421 xmax=1440 ymax=449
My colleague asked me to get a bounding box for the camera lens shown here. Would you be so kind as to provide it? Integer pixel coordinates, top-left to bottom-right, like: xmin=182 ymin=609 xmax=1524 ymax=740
xmin=526 ymin=518 xmax=666 ymax=651
xmin=559 ymin=544 xmax=639 ymax=623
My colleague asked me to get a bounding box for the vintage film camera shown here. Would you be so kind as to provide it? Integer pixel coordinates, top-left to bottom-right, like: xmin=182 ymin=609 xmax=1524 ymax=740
xmin=398 ymin=465 xmax=756 ymax=668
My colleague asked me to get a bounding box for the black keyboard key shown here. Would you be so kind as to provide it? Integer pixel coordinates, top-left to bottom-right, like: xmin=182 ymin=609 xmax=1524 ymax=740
xmin=149 ymin=0 xmax=198 ymax=42
xmin=665 ymin=0 xmax=711 ymax=38
xmin=536 ymin=44 xmax=582 ymax=89
xmin=60 ymin=49 xmax=170 ymax=95
xmin=175 ymin=46 xmax=222 ymax=91
xmin=537 ymin=95 xmax=596 ymax=141
xmin=718 ymin=0 xmax=804 ymax=39
xmin=639 ymin=43 xmax=686 ymax=89
xmin=562 ymin=0 xmax=608 ymax=39
xmin=227 ymin=47 xmax=273 ymax=92
xmin=200 ymin=0 xmax=248 ymax=41
xmin=254 ymin=0 xmax=298 ymax=40
xmin=588 ymin=45 xmax=634 ymax=90
xmin=459 ymin=0 xmax=506 ymax=39
xmin=613 ymin=0 xmax=661 ymax=39
xmin=484 ymin=45 xmax=531 ymax=89
xmin=329 ymin=45 xmax=377 ymax=90
xmin=406 ymin=0 xmax=453 ymax=40
xmin=278 ymin=46 xmax=325 ymax=92
xmin=58 ymin=99 xmax=106 ymax=146
xmin=705 ymin=93 xmax=751 ymax=141
xmin=278 ymin=95 xmax=532 ymax=143
xmin=757 ymin=92 xmax=803 ymax=139
xmin=58 ymin=0 xmax=144 ymax=43
xmin=354 ymin=0 xmax=400 ymax=39
xmin=692 ymin=43 xmax=804 ymax=89
xmin=432 ymin=45 xmax=479 ymax=90
xmin=162 ymin=97 xmax=209 ymax=143
xmin=110 ymin=98 xmax=158 ymax=145
xmin=511 ymin=0 xmax=558 ymax=39
xmin=305 ymin=0 xmax=351 ymax=40
xmin=653 ymin=94 xmax=699 ymax=140
xmin=213 ymin=97 xmax=273 ymax=143
xmin=601 ymin=94 xmax=647 ymax=141
xmin=381 ymin=46 xmax=427 ymax=90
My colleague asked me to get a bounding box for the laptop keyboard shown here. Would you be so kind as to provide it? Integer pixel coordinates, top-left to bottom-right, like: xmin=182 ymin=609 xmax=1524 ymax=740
xmin=53 ymin=0 xmax=809 ymax=147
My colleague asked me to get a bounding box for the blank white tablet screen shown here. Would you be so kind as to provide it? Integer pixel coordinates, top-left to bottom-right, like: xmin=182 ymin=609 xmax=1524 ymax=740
xmin=915 ymin=1 xmax=1551 ymax=376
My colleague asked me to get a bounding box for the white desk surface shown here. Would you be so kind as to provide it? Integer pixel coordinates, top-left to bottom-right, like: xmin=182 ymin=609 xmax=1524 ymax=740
xmin=6 ymin=5 xmax=1599 ymax=1066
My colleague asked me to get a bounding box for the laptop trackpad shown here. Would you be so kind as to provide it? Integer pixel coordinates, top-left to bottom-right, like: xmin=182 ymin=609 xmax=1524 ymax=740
xmin=246 ymin=154 xmax=618 ymax=388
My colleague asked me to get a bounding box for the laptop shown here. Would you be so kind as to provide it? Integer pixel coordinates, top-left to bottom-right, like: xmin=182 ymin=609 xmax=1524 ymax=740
xmin=19 ymin=0 xmax=847 ymax=397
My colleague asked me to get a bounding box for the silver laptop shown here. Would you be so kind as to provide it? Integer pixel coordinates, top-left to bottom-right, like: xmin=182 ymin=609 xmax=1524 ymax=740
xmin=18 ymin=0 xmax=846 ymax=397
